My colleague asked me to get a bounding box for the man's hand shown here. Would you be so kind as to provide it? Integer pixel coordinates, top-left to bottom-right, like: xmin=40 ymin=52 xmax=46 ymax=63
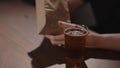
xmin=45 ymin=21 xmax=79 ymax=45
xmin=45 ymin=21 xmax=99 ymax=48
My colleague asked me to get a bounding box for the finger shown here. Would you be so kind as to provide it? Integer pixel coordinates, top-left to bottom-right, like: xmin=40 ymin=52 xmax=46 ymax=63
xmin=44 ymin=34 xmax=65 ymax=45
xmin=58 ymin=21 xmax=84 ymax=30
xmin=45 ymin=34 xmax=64 ymax=41
xmin=58 ymin=21 xmax=77 ymax=29
xmin=44 ymin=35 xmax=54 ymax=40
xmin=53 ymin=34 xmax=64 ymax=41
xmin=50 ymin=40 xmax=65 ymax=45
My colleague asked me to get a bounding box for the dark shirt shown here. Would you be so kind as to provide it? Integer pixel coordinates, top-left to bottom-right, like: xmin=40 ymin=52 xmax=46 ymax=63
xmin=87 ymin=0 xmax=120 ymax=33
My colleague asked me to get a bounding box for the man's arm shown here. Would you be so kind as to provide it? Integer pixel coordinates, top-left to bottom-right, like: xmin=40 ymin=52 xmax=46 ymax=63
xmin=93 ymin=34 xmax=120 ymax=51
xmin=45 ymin=21 xmax=120 ymax=51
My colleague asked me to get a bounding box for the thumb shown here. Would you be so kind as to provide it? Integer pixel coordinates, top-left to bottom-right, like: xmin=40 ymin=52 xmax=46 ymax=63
xmin=58 ymin=21 xmax=77 ymax=29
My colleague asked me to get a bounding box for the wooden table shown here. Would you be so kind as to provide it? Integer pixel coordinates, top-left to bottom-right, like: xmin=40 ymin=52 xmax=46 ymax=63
xmin=0 ymin=1 xmax=42 ymax=68
xmin=0 ymin=1 xmax=120 ymax=68
xmin=29 ymin=37 xmax=120 ymax=68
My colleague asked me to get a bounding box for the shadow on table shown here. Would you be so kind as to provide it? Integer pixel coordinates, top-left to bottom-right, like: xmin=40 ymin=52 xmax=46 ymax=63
xmin=28 ymin=37 xmax=120 ymax=68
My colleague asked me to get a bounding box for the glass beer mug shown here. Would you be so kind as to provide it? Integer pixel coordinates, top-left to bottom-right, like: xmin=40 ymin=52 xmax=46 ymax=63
xmin=64 ymin=25 xmax=88 ymax=68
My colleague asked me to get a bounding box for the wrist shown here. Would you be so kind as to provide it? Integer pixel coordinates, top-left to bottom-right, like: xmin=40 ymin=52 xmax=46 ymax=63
xmin=86 ymin=33 xmax=103 ymax=48
xmin=93 ymin=34 xmax=105 ymax=48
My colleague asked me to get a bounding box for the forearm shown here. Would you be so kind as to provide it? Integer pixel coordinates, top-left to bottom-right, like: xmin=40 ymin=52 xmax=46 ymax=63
xmin=94 ymin=34 xmax=120 ymax=51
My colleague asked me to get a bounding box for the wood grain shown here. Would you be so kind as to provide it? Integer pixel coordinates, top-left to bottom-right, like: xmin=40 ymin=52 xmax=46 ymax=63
xmin=0 ymin=1 xmax=43 ymax=68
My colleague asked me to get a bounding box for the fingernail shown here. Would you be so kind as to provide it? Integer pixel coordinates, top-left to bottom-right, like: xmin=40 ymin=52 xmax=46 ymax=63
xmin=58 ymin=21 xmax=62 ymax=23
xmin=58 ymin=21 xmax=63 ymax=25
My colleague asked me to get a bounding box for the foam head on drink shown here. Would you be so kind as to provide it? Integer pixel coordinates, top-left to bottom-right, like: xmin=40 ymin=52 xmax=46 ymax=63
xmin=64 ymin=26 xmax=88 ymax=63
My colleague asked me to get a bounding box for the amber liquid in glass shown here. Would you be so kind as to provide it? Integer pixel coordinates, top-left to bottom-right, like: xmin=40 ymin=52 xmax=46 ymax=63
xmin=64 ymin=27 xmax=88 ymax=65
